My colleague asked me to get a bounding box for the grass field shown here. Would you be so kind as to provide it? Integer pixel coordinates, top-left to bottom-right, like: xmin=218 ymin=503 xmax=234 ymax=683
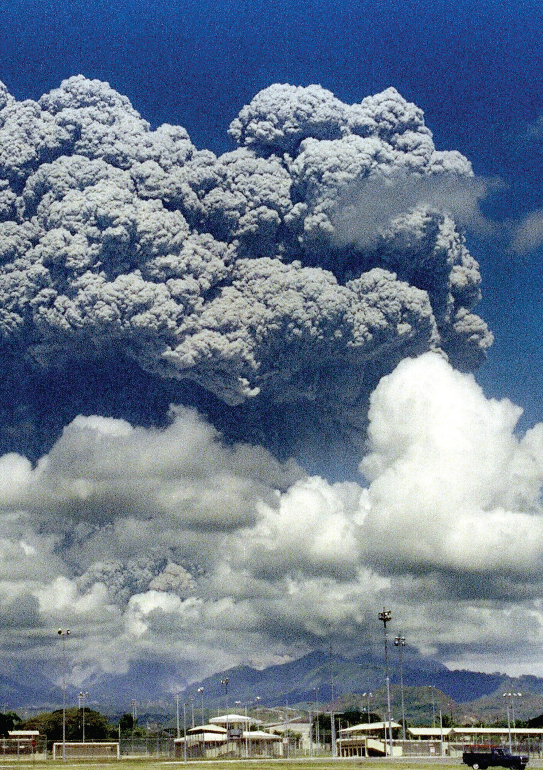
xmin=0 ymin=759 xmax=502 ymax=770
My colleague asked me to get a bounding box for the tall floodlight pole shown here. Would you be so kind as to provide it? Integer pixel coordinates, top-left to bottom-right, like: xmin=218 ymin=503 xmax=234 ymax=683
xmin=429 ymin=685 xmax=436 ymax=727
xmin=503 ymin=693 xmax=522 ymax=752
xmin=511 ymin=692 xmax=521 ymax=731
xmin=198 ymin=687 xmax=204 ymax=726
xmin=378 ymin=608 xmax=393 ymax=757
xmin=131 ymin=700 xmax=137 ymax=754
xmin=394 ymin=636 xmax=406 ymax=741
xmin=221 ymin=678 xmax=229 ymax=721
xmin=57 ymin=629 xmax=70 ymax=762
xmin=183 ymin=701 xmax=187 ymax=763
xmin=236 ymin=701 xmax=250 ymax=758
xmin=503 ymin=694 xmax=512 ymax=753
xmin=314 ymin=688 xmax=319 ymax=748
xmin=176 ymin=694 xmax=180 ymax=738
xmin=221 ymin=678 xmax=229 ymax=751
xmin=78 ymin=690 xmax=88 ymax=742
xmin=329 ymin=643 xmax=336 ymax=758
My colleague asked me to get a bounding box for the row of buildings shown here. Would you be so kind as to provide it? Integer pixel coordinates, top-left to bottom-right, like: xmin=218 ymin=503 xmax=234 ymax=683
xmin=173 ymin=713 xmax=543 ymax=759
xmin=7 ymin=715 xmax=543 ymax=760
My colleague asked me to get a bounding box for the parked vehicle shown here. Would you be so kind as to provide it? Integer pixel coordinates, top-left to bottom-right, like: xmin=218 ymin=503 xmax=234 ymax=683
xmin=462 ymin=747 xmax=529 ymax=770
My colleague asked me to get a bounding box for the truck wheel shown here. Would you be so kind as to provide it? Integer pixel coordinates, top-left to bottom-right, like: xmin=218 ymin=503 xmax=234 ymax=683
xmin=472 ymin=763 xmax=480 ymax=769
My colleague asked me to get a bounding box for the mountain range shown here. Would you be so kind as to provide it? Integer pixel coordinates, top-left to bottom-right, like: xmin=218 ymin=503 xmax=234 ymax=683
xmin=8 ymin=649 xmax=543 ymax=727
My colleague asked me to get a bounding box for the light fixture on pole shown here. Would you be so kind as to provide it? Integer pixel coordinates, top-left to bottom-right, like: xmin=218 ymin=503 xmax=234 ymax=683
xmin=57 ymin=629 xmax=70 ymax=762
xmin=394 ymin=635 xmax=406 ymax=741
xmin=78 ymin=690 xmax=89 ymax=742
xmin=378 ymin=608 xmax=393 ymax=757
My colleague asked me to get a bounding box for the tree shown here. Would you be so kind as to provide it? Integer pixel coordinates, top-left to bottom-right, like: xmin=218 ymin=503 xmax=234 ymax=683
xmin=0 ymin=712 xmax=21 ymax=737
xmin=441 ymin=713 xmax=455 ymax=728
xmin=22 ymin=707 xmax=110 ymax=743
xmin=118 ymin=713 xmax=136 ymax=734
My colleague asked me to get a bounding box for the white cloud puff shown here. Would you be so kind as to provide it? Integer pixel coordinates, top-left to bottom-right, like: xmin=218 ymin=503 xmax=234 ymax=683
xmin=511 ymin=209 xmax=543 ymax=254
xmin=1 ymin=354 xmax=543 ymax=680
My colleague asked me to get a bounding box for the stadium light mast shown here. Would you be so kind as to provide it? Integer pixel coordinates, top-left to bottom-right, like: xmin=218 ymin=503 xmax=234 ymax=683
xmin=183 ymin=701 xmax=187 ymax=763
xmin=394 ymin=636 xmax=406 ymax=741
xmin=221 ymin=677 xmax=230 ymax=750
xmin=361 ymin=691 xmax=372 ymax=722
xmin=57 ymin=629 xmax=71 ymax=762
xmin=503 ymin=692 xmax=522 ymax=753
xmin=378 ymin=608 xmax=393 ymax=757
xmin=176 ymin=694 xmax=180 ymax=738
xmin=221 ymin=677 xmax=229 ymax=721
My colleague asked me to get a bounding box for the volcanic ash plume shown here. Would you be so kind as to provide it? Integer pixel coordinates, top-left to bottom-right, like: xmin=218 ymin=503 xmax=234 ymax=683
xmin=6 ymin=78 xmax=543 ymax=687
xmin=0 ymin=77 xmax=491 ymax=462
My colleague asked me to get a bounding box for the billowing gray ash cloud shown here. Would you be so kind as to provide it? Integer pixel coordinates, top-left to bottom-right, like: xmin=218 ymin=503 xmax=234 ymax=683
xmin=0 ymin=77 xmax=491 ymax=469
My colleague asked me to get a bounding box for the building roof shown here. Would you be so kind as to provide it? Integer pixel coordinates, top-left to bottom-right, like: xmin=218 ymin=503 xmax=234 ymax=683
xmin=175 ymin=733 xmax=226 ymax=744
xmin=266 ymin=719 xmax=310 ymax=728
xmin=187 ymin=724 xmax=227 ymax=734
xmin=339 ymin=721 xmax=401 ymax=734
xmin=409 ymin=727 xmax=453 ymax=737
xmin=209 ymin=714 xmax=253 ymax=724
xmin=175 ymin=727 xmax=281 ymax=743
xmin=451 ymin=727 xmax=543 ymax=736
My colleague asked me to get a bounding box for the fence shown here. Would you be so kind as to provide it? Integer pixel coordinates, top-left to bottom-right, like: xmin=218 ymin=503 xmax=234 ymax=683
xmin=119 ymin=735 xmax=175 ymax=757
xmin=0 ymin=737 xmax=47 ymax=758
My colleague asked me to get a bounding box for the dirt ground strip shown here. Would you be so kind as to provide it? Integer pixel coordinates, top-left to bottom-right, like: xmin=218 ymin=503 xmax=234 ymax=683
xmin=0 ymin=759 xmax=515 ymax=770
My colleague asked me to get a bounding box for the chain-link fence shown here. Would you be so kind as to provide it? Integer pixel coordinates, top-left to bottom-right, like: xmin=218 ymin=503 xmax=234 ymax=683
xmin=119 ymin=735 xmax=175 ymax=757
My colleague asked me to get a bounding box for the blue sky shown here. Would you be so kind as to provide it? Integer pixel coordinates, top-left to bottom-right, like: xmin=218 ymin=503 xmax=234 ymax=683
xmin=2 ymin=0 xmax=543 ymax=690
